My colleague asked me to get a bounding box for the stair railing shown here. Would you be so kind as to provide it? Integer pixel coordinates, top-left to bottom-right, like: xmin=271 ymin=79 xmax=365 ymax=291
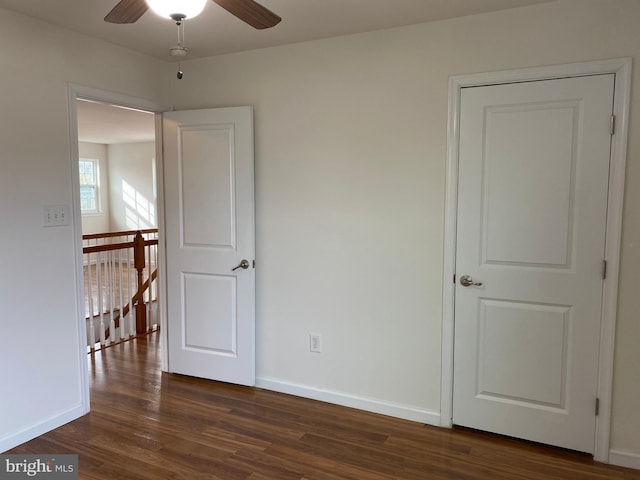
xmin=82 ymin=229 xmax=159 ymax=351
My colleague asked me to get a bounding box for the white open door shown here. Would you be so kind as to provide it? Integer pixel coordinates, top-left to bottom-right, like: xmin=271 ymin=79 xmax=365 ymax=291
xmin=163 ymin=106 xmax=255 ymax=386
xmin=453 ymin=75 xmax=614 ymax=453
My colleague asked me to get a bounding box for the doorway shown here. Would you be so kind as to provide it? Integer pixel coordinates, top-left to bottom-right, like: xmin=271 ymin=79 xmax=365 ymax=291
xmin=68 ymin=85 xmax=166 ymax=407
xmin=69 ymin=86 xmax=258 ymax=402
xmin=440 ymin=58 xmax=631 ymax=462
xmin=75 ymin=99 xmax=159 ymax=349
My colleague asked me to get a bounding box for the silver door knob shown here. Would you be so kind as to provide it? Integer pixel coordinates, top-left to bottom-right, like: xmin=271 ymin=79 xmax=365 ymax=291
xmin=460 ymin=275 xmax=482 ymax=287
xmin=232 ymin=259 xmax=250 ymax=271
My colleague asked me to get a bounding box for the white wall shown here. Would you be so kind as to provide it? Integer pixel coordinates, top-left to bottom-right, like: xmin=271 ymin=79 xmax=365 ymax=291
xmin=2 ymin=0 xmax=640 ymax=467
xmin=78 ymin=141 xmax=157 ymax=234
xmin=78 ymin=142 xmax=110 ymax=234
xmin=167 ymin=0 xmax=640 ymax=462
xmin=107 ymin=142 xmax=157 ymax=231
xmin=0 ymin=9 xmax=165 ymax=451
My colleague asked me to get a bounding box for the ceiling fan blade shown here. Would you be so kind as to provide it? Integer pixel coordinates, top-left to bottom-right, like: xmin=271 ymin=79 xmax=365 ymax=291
xmin=105 ymin=0 xmax=149 ymax=24
xmin=212 ymin=0 xmax=281 ymax=29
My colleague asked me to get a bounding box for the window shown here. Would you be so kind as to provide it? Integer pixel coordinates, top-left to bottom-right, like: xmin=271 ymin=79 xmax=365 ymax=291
xmin=79 ymin=158 xmax=100 ymax=213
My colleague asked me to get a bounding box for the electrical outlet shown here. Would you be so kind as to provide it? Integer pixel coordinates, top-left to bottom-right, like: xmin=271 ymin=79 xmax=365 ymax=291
xmin=309 ymin=333 xmax=322 ymax=353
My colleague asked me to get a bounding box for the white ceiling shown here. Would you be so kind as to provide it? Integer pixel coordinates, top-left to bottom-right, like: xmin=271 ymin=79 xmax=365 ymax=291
xmin=11 ymin=0 xmax=554 ymax=144
xmin=77 ymin=100 xmax=156 ymax=144
xmin=0 ymin=0 xmax=554 ymax=61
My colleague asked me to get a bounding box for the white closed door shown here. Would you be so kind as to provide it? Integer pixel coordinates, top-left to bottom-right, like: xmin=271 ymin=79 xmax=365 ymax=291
xmin=453 ymin=75 xmax=614 ymax=453
xmin=163 ymin=106 xmax=255 ymax=386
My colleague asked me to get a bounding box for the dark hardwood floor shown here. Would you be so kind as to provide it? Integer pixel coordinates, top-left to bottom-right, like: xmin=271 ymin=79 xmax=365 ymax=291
xmin=9 ymin=333 xmax=640 ymax=479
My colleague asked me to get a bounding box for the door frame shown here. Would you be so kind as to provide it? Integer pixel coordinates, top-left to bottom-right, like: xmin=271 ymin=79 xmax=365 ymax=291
xmin=440 ymin=58 xmax=631 ymax=463
xmin=67 ymin=84 xmax=169 ymax=412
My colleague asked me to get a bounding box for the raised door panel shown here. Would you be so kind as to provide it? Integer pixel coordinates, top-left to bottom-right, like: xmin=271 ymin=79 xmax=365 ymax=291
xmin=483 ymin=102 xmax=577 ymax=268
xmin=180 ymin=126 xmax=236 ymax=249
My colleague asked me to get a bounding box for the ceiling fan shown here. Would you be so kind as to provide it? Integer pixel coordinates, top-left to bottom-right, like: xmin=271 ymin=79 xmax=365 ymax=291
xmin=105 ymin=0 xmax=281 ymax=29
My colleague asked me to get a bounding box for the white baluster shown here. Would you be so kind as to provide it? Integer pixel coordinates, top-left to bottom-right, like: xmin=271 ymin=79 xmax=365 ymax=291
xmin=108 ymin=251 xmax=115 ymax=345
xmin=97 ymin=250 xmax=106 ymax=346
xmin=87 ymin=252 xmax=96 ymax=348
xmin=148 ymin=243 xmax=153 ymax=303
xmin=118 ymin=248 xmax=125 ymax=341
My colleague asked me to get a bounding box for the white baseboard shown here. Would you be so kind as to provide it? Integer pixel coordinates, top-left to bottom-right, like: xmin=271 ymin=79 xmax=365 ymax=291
xmin=609 ymin=450 xmax=640 ymax=471
xmin=0 ymin=404 xmax=86 ymax=453
xmin=256 ymin=376 xmax=441 ymax=426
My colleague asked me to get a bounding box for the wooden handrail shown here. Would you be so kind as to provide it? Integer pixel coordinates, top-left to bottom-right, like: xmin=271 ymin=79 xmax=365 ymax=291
xmin=83 ymin=228 xmax=157 ymax=241
xmin=83 ymin=241 xmax=134 ymax=255
xmin=110 ymin=268 xmax=158 ymax=324
xmin=83 ymin=239 xmax=157 ymax=255
xmin=105 ymin=268 xmax=158 ymax=340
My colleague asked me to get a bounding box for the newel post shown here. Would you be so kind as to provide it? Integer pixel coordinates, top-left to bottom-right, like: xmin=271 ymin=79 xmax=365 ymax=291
xmin=134 ymin=231 xmax=147 ymax=334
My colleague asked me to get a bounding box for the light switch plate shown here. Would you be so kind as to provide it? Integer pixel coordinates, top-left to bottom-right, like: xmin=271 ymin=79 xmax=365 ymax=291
xmin=43 ymin=205 xmax=70 ymax=227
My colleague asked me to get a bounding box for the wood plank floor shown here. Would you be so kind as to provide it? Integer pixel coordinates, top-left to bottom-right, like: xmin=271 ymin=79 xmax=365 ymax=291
xmin=9 ymin=333 xmax=640 ymax=479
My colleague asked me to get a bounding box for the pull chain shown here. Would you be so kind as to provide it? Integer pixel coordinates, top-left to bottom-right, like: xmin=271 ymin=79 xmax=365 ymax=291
xmin=174 ymin=19 xmax=186 ymax=79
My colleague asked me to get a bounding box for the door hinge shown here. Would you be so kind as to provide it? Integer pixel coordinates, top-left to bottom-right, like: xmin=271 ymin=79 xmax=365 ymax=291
xmin=602 ymin=260 xmax=607 ymax=280
xmin=610 ymin=115 xmax=616 ymax=135
xmin=595 ymin=397 xmax=600 ymax=416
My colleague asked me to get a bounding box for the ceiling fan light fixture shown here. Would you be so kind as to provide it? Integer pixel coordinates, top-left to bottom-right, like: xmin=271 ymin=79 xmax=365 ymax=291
xmin=146 ymin=0 xmax=207 ymax=20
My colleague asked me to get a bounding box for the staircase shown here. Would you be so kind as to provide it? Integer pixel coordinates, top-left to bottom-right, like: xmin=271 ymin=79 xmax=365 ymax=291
xmin=83 ymin=229 xmax=159 ymax=351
